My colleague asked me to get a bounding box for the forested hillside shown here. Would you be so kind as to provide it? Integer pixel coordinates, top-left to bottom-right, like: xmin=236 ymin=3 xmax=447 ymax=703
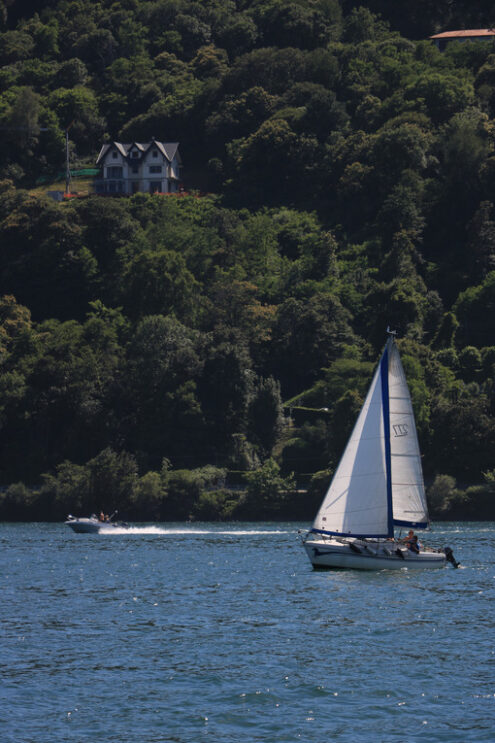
xmin=0 ymin=0 xmax=494 ymax=520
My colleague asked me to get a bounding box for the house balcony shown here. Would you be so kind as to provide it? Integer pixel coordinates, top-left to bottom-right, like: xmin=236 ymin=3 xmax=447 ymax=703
xmin=92 ymin=178 xmax=179 ymax=195
xmin=93 ymin=179 xmax=127 ymax=194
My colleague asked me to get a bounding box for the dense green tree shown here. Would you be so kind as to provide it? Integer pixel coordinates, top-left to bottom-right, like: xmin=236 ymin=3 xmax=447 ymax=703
xmin=453 ymin=272 xmax=495 ymax=348
xmin=0 ymin=1 xmax=494 ymax=514
xmin=205 ymin=85 xmax=279 ymax=145
xmin=342 ymin=6 xmax=389 ymax=43
xmin=119 ymin=248 xmax=199 ymax=322
xmin=405 ymin=72 xmax=474 ymax=125
xmin=268 ymin=293 xmax=355 ymax=396
xmin=227 ymin=117 xmax=320 ymax=205
xmin=242 ymin=458 xmax=295 ymax=517
xmin=41 ymin=448 xmax=138 ymax=517
xmin=164 ymin=465 xmax=227 ymax=519
xmin=197 ymin=340 xmax=252 ymax=452
xmin=466 ymin=201 xmax=495 ymax=282
xmin=0 ymin=29 xmax=34 ymax=63
xmin=124 ymin=314 xmax=205 ymax=468
xmin=214 ymin=13 xmax=258 ymax=57
xmin=429 ymin=394 xmax=495 ymax=480
xmin=458 ymin=346 xmax=482 ymax=383
xmin=55 ymin=58 xmax=88 ymax=88
xmin=223 ymin=47 xmax=311 ymax=96
xmin=280 ymin=418 xmax=330 ymax=474
xmin=247 ymin=376 xmax=284 ymax=458
xmin=0 ymin=194 xmax=94 ymax=319
xmin=47 ymin=86 xmax=105 ymax=153
xmin=253 ymin=1 xmax=334 ymax=50
xmin=427 ymin=473 xmax=459 ymax=517
xmin=72 ymin=28 xmax=118 ymax=73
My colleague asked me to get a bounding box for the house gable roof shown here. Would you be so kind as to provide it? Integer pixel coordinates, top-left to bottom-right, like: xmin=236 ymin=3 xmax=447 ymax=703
xmin=154 ymin=141 xmax=181 ymax=163
xmin=96 ymin=140 xmax=180 ymax=165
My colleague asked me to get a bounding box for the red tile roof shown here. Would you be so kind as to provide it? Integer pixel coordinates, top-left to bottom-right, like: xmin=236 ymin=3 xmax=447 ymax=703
xmin=430 ymin=29 xmax=495 ymax=39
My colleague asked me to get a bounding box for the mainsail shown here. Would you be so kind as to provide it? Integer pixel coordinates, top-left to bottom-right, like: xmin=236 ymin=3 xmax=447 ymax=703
xmin=311 ymin=337 xmax=429 ymax=538
xmin=388 ymin=342 xmax=429 ymax=528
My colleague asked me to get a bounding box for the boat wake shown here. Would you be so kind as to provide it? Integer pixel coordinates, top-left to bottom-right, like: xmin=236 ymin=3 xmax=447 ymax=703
xmin=102 ymin=527 xmax=291 ymax=536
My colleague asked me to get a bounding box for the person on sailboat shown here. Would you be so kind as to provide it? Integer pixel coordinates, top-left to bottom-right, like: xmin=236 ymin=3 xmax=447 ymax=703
xmin=408 ymin=535 xmax=420 ymax=554
xmin=401 ymin=530 xmax=415 ymax=546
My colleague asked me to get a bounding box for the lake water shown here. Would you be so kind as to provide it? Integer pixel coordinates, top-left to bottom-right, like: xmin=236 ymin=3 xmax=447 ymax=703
xmin=1 ymin=522 xmax=494 ymax=742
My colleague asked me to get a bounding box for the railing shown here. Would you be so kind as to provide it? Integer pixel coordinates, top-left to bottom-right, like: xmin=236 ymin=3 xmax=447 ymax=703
xmin=92 ymin=178 xmax=180 ymax=195
xmin=93 ymin=179 xmax=127 ymax=194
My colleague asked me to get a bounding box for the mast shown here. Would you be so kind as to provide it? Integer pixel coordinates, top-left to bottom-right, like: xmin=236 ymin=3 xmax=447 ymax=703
xmin=65 ymin=128 xmax=71 ymax=195
xmin=65 ymin=121 xmax=74 ymax=196
xmin=381 ymin=332 xmax=394 ymax=538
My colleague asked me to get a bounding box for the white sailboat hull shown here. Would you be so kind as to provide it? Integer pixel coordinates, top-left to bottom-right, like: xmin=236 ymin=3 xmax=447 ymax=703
xmin=304 ymin=536 xmax=446 ymax=570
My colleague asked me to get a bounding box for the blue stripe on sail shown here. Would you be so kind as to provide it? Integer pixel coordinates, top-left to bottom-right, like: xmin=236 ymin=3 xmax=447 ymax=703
xmin=310 ymin=528 xmax=391 ymax=538
xmin=393 ymin=519 xmax=429 ymax=529
xmin=380 ymin=344 xmax=394 ymax=539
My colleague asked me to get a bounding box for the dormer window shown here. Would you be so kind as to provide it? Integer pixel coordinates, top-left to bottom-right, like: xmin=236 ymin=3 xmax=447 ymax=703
xmin=131 ymin=150 xmax=139 ymax=158
xmin=152 ymin=150 xmax=158 ymax=158
xmin=112 ymin=151 xmax=118 ymax=159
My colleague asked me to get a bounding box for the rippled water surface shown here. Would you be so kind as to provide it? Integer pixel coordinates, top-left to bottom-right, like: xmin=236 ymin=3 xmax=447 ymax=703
xmin=1 ymin=522 xmax=494 ymax=742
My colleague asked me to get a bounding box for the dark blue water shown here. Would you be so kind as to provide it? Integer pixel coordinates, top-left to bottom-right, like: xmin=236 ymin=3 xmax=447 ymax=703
xmin=1 ymin=522 xmax=493 ymax=742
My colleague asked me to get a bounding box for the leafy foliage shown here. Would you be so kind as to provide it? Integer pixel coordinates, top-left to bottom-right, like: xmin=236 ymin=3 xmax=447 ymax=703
xmin=0 ymin=1 xmax=494 ymax=520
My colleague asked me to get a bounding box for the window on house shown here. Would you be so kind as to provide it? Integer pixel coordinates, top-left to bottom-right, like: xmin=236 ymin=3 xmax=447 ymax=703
xmin=107 ymin=166 xmax=123 ymax=178
xmin=131 ymin=150 xmax=139 ymax=158
xmin=149 ymin=165 xmax=162 ymax=174
xmin=152 ymin=150 xmax=158 ymax=158
xmin=112 ymin=151 xmax=118 ymax=159
xmin=132 ymin=165 xmax=139 ymax=174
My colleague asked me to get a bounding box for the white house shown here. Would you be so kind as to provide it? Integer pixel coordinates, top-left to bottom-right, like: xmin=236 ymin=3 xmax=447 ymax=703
xmin=95 ymin=139 xmax=182 ymax=195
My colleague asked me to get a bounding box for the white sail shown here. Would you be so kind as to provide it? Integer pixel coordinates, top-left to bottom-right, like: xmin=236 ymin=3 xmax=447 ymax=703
xmin=388 ymin=343 xmax=429 ymax=527
xmin=311 ymin=337 xmax=429 ymax=538
xmin=311 ymin=350 xmax=390 ymax=538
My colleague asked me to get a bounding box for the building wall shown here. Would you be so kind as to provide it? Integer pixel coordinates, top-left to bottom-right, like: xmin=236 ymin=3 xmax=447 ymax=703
xmin=434 ymin=35 xmax=495 ymax=51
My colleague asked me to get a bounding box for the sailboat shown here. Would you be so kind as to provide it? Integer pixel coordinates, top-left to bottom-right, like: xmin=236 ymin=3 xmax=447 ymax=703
xmin=303 ymin=331 xmax=458 ymax=570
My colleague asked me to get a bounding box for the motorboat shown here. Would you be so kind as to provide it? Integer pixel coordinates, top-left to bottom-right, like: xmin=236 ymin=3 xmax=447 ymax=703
xmin=65 ymin=512 xmax=129 ymax=534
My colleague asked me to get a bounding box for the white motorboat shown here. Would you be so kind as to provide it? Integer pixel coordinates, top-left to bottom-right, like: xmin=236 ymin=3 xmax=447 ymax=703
xmin=303 ymin=330 xmax=459 ymax=570
xmin=65 ymin=512 xmax=129 ymax=534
